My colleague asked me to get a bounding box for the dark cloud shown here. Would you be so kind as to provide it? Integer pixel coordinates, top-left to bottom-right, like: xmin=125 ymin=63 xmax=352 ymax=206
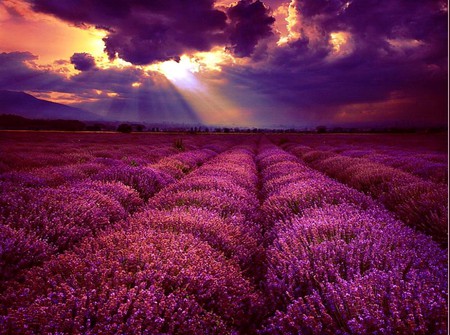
xmin=0 ymin=52 xmax=146 ymax=95
xmin=70 ymin=52 xmax=96 ymax=71
xmin=227 ymin=0 xmax=275 ymax=57
xmin=26 ymin=0 xmax=275 ymax=64
xmin=102 ymin=1 xmax=229 ymax=64
xmin=294 ymin=0 xmax=448 ymax=55
xmin=2 ymin=0 xmax=447 ymax=128
xmin=207 ymin=0 xmax=447 ymax=127
xmin=26 ymin=0 xmax=228 ymax=64
xmin=0 ymin=52 xmax=66 ymax=91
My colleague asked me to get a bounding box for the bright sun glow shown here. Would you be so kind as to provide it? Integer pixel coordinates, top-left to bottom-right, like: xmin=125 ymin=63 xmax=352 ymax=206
xmin=160 ymin=57 xmax=199 ymax=80
xmin=143 ymin=51 xmax=248 ymax=126
xmin=145 ymin=48 xmax=238 ymax=90
xmin=146 ymin=55 xmax=201 ymax=90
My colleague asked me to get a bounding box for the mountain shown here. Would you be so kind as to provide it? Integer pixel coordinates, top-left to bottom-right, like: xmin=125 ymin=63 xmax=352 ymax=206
xmin=0 ymin=90 xmax=101 ymax=121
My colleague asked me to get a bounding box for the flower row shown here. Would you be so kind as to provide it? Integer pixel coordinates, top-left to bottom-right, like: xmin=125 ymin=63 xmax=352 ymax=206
xmin=1 ymin=144 xmax=265 ymax=334
xmin=256 ymin=144 xmax=447 ymax=334
xmin=285 ymin=144 xmax=448 ymax=246
xmin=0 ymin=147 xmax=225 ymax=286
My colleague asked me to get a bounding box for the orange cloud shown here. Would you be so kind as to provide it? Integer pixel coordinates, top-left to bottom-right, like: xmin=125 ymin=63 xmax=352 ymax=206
xmin=0 ymin=0 xmax=106 ymax=65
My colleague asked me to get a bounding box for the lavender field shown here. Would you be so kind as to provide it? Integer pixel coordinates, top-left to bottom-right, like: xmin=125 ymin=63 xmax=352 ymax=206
xmin=0 ymin=131 xmax=447 ymax=334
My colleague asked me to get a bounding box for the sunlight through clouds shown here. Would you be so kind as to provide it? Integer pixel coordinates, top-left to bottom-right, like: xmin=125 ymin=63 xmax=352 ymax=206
xmin=329 ymin=31 xmax=354 ymax=58
xmin=148 ymin=56 xmax=201 ymax=90
xmin=142 ymin=53 xmax=251 ymax=126
xmin=0 ymin=0 xmax=446 ymax=128
xmin=276 ymin=0 xmax=300 ymax=45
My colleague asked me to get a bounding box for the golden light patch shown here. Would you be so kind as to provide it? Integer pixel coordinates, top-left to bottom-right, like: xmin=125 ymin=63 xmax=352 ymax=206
xmin=387 ymin=38 xmax=423 ymax=49
xmin=276 ymin=0 xmax=301 ymax=45
xmin=193 ymin=47 xmax=238 ymax=72
xmin=146 ymin=48 xmax=238 ymax=84
xmin=214 ymin=0 xmax=238 ymax=8
xmin=329 ymin=31 xmax=353 ymax=57
xmin=1 ymin=1 xmax=105 ymax=66
xmin=26 ymin=91 xmax=100 ymax=105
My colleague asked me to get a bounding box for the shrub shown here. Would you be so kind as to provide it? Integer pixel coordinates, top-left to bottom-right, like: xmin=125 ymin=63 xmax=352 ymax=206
xmin=2 ymin=230 xmax=263 ymax=334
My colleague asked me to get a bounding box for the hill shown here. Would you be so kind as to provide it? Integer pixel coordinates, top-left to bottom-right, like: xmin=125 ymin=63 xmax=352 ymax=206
xmin=0 ymin=90 xmax=100 ymax=121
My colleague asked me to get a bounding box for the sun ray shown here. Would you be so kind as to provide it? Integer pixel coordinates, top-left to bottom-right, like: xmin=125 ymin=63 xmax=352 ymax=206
xmin=143 ymin=53 xmax=250 ymax=126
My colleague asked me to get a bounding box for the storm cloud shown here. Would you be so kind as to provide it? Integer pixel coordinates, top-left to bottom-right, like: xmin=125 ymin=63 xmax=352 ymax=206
xmin=1 ymin=0 xmax=447 ymax=127
xmin=70 ymin=52 xmax=97 ymax=71
xmin=227 ymin=0 xmax=275 ymax=57
xmin=211 ymin=0 xmax=448 ymax=127
xmin=25 ymin=0 xmax=275 ymax=64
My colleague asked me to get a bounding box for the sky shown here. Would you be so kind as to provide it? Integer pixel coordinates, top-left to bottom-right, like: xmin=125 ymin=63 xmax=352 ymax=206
xmin=0 ymin=0 xmax=448 ymax=128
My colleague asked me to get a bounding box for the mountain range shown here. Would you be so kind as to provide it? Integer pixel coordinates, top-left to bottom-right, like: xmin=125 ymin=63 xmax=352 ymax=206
xmin=0 ymin=90 xmax=101 ymax=121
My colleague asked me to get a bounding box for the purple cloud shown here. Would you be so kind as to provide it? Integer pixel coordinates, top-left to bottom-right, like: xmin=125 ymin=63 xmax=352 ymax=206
xmin=70 ymin=52 xmax=96 ymax=71
xmin=293 ymin=0 xmax=448 ymax=55
xmin=208 ymin=0 xmax=448 ymax=127
xmin=26 ymin=0 xmax=275 ymax=64
xmin=227 ymin=0 xmax=275 ymax=57
xmin=2 ymin=0 xmax=447 ymax=127
xmin=0 ymin=52 xmax=66 ymax=91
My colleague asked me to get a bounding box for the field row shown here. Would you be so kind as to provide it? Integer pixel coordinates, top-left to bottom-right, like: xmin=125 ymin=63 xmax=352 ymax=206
xmin=271 ymin=133 xmax=448 ymax=184
xmin=281 ymin=143 xmax=448 ymax=245
xmin=0 ymin=133 xmax=447 ymax=334
xmin=1 ymin=137 xmax=239 ymax=285
xmin=256 ymin=142 xmax=446 ymax=334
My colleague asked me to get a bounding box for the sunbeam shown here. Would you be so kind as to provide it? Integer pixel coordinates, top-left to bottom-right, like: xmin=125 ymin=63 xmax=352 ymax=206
xmin=146 ymin=54 xmax=251 ymax=126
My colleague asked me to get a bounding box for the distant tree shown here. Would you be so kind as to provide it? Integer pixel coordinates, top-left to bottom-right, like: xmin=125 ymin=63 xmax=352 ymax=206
xmin=135 ymin=124 xmax=145 ymax=132
xmin=52 ymin=120 xmax=85 ymax=131
xmin=117 ymin=123 xmax=132 ymax=133
xmin=86 ymin=123 xmax=103 ymax=131
xmin=316 ymin=125 xmax=327 ymax=133
xmin=331 ymin=127 xmax=343 ymax=133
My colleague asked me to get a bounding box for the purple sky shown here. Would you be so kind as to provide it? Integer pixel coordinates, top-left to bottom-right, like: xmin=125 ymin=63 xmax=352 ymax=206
xmin=0 ymin=0 xmax=448 ymax=127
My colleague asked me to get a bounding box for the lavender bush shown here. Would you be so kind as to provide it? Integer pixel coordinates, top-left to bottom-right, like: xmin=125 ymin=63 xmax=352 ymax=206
xmin=257 ymin=143 xmax=448 ymax=334
xmin=0 ymin=133 xmax=446 ymax=334
xmin=1 ymin=230 xmax=263 ymax=334
xmin=286 ymin=145 xmax=448 ymax=245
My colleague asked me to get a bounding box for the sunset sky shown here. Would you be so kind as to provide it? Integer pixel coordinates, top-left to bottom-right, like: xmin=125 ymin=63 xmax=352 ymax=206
xmin=0 ymin=0 xmax=448 ymax=128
